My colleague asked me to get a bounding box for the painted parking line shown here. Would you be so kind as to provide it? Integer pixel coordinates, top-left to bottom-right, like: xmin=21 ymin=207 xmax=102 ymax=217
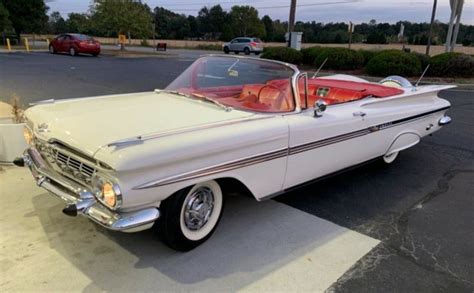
xmin=0 ymin=166 xmax=379 ymax=292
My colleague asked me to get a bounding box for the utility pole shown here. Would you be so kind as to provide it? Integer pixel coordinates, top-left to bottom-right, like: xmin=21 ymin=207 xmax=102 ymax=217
xmin=446 ymin=0 xmax=464 ymax=52
xmin=426 ymin=0 xmax=437 ymax=55
xmin=348 ymin=22 xmax=353 ymax=50
xmin=288 ymin=0 xmax=297 ymax=47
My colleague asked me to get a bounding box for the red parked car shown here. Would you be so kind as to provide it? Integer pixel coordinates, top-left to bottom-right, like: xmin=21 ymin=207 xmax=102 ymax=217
xmin=49 ymin=34 xmax=101 ymax=56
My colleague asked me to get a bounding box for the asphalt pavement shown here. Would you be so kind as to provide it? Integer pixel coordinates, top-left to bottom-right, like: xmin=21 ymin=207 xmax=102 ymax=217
xmin=0 ymin=51 xmax=473 ymax=292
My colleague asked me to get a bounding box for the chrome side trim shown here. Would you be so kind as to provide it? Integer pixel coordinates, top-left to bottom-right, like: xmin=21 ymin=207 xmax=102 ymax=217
xmin=29 ymin=99 xmax=55 ymax=106
xmin=133 ymin=148 xmax=289 ymax=190
xmin=105 ymin=115 xmax=277 ymax=148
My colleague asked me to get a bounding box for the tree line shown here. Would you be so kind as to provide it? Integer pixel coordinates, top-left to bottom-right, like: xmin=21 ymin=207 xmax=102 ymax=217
xmin=1 ymin=0 xmax=473 ymax=46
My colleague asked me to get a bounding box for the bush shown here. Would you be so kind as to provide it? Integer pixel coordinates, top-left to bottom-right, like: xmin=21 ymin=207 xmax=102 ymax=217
xmin=261 ymin=47 xmax=303 ymax=65
xmin=429 ymin=52 xmax=474 ymax=78
xmin=366 ymin=50 xmax=422 ymax=77
xmin=194 ymin=44 xmax=222 ymax=51
xmin=412 ymin=52 xmax=431 ymax=69
xmin=301 ymin=46 xmax=328 ymax=65
xmin=359 ymin=50 xmax=379 ymax=66
xmin=313 ymin=47 xmax=364 ymax=70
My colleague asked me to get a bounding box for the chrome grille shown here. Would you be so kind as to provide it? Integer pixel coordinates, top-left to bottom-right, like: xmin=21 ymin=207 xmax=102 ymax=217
xmin=35 ymin=139 xmax=97 ymax=185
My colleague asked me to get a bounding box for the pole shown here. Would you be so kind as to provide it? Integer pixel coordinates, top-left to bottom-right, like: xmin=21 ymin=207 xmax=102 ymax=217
xmin=288 ymin=0 xmax=297 ymax=47
xmin=450 ymin=0 xmax=464 ymax=52
xmin=445 ymin=0 xmax=458 ymax=52
xmin=348 ymin=22 xmax=353 ymax=50
xmin=426 ymin=0 xmax=437 ymax=55
xmin=24 ymin=37 xmax=30 ymax=52
xmin=152 ymin=23 xmax=156 ymax=50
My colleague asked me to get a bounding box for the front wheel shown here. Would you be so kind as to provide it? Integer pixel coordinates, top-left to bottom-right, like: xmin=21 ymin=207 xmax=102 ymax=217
xmin=157 ymin=180 xmax=224 ymax=251
xmin=223 ymin=46 xmax=230 ymax=54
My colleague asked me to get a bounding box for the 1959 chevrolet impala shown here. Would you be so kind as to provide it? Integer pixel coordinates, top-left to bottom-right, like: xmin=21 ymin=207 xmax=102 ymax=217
xmin=15 ymin=55 xmax=452 ymax=251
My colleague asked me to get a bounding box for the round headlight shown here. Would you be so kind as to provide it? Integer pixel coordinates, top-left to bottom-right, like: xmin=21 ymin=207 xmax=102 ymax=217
xmin=23 ymin=126 xmax=33 ymax=145
xmin=102 ymin=182 xmax=117 ymax=207
xmin=91 ymin=175 xmax=122 ymax=209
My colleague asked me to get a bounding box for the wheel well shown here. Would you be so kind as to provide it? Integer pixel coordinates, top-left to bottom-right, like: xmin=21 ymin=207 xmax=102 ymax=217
xmin=215 ymin=177 xmax=254 ymax=198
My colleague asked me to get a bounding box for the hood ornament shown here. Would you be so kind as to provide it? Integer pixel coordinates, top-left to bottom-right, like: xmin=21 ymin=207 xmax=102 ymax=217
xmin=37 ymin=123 xmax=50 ymax=133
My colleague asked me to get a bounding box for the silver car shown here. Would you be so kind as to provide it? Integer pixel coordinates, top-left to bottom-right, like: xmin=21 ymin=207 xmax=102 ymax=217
xmin=223 ymin=37 xmax=263 ymax=55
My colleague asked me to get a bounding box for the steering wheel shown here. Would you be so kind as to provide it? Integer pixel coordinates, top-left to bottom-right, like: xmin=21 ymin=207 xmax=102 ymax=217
xmin=257 ymin=84 xmax=289 ymax=110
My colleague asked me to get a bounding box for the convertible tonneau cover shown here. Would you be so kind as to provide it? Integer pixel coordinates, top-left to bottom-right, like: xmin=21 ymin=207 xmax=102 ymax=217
xmin=310 ymin=79 xmax=405 ymax=98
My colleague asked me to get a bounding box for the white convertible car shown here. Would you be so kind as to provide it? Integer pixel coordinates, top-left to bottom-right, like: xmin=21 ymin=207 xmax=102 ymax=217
xmin=16 ymin=55 xmax=452 ymax=251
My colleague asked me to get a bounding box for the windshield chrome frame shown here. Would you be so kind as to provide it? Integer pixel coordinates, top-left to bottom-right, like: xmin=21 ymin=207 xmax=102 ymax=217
xmin=201 ymin=54 xmax=302 ymax=114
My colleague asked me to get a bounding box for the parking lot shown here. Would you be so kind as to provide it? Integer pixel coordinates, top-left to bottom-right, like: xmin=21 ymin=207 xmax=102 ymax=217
xmin=1 ymin=52 xmax=473 ymax=292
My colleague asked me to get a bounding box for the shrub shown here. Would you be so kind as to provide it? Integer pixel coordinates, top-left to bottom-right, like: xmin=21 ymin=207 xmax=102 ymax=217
xmin=261 ymin=47 xmax=303 ymax=65
xmin=359 ymin=49 xmax=379 ymax=66
xmin=412 ymin=52 xmax=431 ymax=69
xmin=313 ymin=47 xmax=364 ymax=70
xmin=428 ymin=52 xmax=474 ymax=78
xmin=194 ymin=44 xmax=222 ymax=51
xmin=301 ymin=46 xmax=328 ymax=65
xmin=366 ymin=50 xmax=422 ymax=77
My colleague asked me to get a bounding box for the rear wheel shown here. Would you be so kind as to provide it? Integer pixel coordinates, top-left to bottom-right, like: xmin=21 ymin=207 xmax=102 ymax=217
xmin=223 ymin=46 xmax=230 ymax=54
xmin=244 ymin=47 xmax=250 ymax=55
xmin=157 ymin=180 xmax=224 ymax=251
xmin=69 ymin=47 xmax=77 ymax=56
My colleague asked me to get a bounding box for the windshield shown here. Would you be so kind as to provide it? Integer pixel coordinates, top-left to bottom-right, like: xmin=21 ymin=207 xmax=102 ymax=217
xmin=165 ymin=56 xmax=296 ymax=113
xmin=74 ymin=34 xmax=93 ymax=41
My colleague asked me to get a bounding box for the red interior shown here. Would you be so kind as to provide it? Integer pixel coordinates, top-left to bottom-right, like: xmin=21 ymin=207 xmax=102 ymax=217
xmin=177 ymin=78 xmax=404 ymax=112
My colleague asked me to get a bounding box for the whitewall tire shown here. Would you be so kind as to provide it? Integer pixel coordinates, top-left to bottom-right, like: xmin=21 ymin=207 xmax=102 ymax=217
xmin=383 ymin=151 xmax=399 ymax=164
xmin=158 ymin=180 xmax=224 ymax=251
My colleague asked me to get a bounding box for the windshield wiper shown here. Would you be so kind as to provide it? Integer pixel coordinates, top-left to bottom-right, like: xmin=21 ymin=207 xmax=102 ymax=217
xmin=155 ymin=89 xmax=232 ymax=112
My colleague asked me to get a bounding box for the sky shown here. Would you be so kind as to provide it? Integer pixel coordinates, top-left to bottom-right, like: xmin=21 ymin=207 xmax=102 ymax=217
xmin=45 ymin=0 xmax=474 ymax=25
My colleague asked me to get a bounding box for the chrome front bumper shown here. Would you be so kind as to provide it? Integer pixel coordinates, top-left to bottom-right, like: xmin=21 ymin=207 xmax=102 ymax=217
xmin=22 ymin=147 xmax=160 ymax=232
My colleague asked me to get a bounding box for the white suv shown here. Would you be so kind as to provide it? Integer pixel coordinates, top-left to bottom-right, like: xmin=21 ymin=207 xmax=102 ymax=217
xmin=223 ymin=37 xmax=263 ymax=55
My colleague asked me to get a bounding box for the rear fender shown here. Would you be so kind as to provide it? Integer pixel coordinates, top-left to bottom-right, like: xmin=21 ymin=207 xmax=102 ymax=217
xmin=385 ymin=132 xmax=421 ymax=156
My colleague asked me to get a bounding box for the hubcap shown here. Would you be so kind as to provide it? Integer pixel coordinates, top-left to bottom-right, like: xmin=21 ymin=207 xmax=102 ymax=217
xmin=183 ymin=186 xmax=214 ymax=230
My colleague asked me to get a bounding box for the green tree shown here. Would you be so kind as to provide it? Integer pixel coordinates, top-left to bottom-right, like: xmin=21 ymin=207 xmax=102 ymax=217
xmin=66 ymin=13 xmax=90 ymax=34
xmin=90 ymin=0 xmax=152 ymax=38
xmin=229 ymin=6 xmax=265 ymax=38
xmin=2 ymin=0 xmax=48 ymax=37
xmin=262 ymin=15 xmax=274 ymax=41
xmin=0 ymin=3 xmax=12 ymax=32
xmin=48 ymin=11 xmax=67 ymax=34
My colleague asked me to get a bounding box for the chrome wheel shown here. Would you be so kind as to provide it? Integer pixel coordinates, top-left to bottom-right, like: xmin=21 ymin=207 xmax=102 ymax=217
xmin=69 ymin=47 xmax=76 ymax=56
xmin=183 ymin=186 xmax=214 ymax=230
xmin=179 ymin=180 xmax=223 ymax=241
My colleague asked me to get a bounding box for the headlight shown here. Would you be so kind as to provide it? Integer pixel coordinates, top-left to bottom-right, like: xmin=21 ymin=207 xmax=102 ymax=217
xmin=92 ymin=175 xmax=122 ymax=209
xmin=23 ymin=126 xmax=34 ymax=145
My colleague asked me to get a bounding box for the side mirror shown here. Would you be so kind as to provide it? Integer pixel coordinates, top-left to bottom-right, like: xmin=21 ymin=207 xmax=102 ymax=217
xmin=314 ymin=99 xmax=327 ymax=117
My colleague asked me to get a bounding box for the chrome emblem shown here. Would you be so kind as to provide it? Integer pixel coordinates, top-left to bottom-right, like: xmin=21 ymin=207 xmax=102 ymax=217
xmin=37 ymin=123 xmax=50 ymax=133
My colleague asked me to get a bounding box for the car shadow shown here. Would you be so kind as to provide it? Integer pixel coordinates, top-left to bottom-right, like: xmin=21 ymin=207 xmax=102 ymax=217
xmin=31 ymin=192 xmax=358 ymax=291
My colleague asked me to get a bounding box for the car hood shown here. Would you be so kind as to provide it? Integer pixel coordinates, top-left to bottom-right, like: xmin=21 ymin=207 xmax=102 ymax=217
xmin=26 ymin=91 xmax=254 ymax=157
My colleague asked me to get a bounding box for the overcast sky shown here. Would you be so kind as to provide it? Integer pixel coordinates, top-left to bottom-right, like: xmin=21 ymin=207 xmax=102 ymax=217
xmin=46 ymin=0 xmax=474 ymax=25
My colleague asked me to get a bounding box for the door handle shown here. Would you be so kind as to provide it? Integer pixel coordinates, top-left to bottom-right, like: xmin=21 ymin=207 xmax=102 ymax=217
xmin=353 ymin=111 xmax=366 ymax=117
